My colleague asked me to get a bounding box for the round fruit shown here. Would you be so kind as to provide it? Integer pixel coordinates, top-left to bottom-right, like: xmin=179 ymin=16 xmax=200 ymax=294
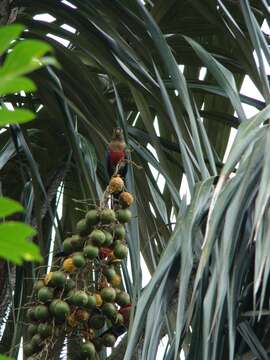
xmin=72 ymin=290 xmax=88 ymax=307
xmin=113 ymin=313 xmax=124 ymax=326
xmin=86 ymin=209 xmax=99 ymax=226
xmin=89 ymin=230 xmax=106 ymax=247
xmin=103 ymin=266 xmax=116 ymax=282
xmin=83 ymin=244 xmax=99 ymax=259
xmin=24 ymin=343 xmax=34 ymax=356
xmin=116 ymin=291 xmax=131 ymax=306
xmin=75 ymin=309 xmax=90 ymax=322
xmin=63 ymin=257 xmax=76 ymax=272
xmin=114 ymin=244 xmax=128 ymax=259
xmin=66 ymin=290 xmax=75 ymax=305
xmin=119 ymin=191 xmax=134 ymax=208
xmin=65 ymin=278 xmax=76 ymax=291
xmin=51 ymin=300 xmax=70 ymax=320
xmin=87 ymin=294 xmax=97 ymax=309
xmin=33 ymin=279 xmax=45 ymax=293
xmin=49 ymin=299 xmax=57 ymax=312
xmin=111 ymin=274 xmax=121 ymax=287
xmin=89 ymin=314 xmax=106 ymax=329
xmin=114 ymin=224 xmax=126 ymax=240
xmin=102 ymin=303 xmax=117 ymax=319
xmin=94 ymin=293 xmax=103 ymax=307
xmin=50 ymin=271 xmax=66 ymax=288
xmin=114 ymin=239 xmax=122 ymax=248
xmin=102 ymin=333 xmax=116 ymax=347
xmin=26 ymin=308 xmax=36 ymax=322
xmin=116 ymin=209 xmax=132 ymax=223
xmin=37 ymin=323 xmax=52 ymax=338
xmin=76 ymin=218 xmax=90 ymax=236
xmin=27 ymin=324 xmax=38 ymax=337
xmin=73 ymin=252 xmax=86 ymax=268
xmin=31 ymin=334 xmax=42 ymax=351
xmin=100 ymin=287 xmax=116 ymax=302
xmin=103 ymin=231 xmax=113 ymax=246
xmin=100 ymin=209 xmax=116 ymax=224
xmin=108 ymin=175 xmax=124 ymax=193
xmin=38 ymin=287 xmax=53 ymax=303
xmin=81 ymin=341 xmax=96 ymax=359
xmin=34 ymin=305 xmax=49 ymax=321
xmin=70 ymin=234 xmax=84 ymax=251
xmin=63 ymin=237 xmax=73 ymax=254
xmin=44 ymin=271 xmax=53 ymax=286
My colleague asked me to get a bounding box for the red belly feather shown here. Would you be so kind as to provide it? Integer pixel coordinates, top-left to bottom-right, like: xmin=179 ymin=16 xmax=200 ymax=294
xmin=110 ymin=150 xmax=125 ymax=166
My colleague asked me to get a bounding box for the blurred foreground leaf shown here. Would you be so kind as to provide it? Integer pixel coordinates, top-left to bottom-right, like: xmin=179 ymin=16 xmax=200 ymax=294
xmin=0 ymin=221 xmax=41 ymax=264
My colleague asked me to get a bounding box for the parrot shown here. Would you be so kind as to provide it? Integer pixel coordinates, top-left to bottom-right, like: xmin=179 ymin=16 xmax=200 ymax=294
xmin=107 ymin=128 xmax=128 ymax=179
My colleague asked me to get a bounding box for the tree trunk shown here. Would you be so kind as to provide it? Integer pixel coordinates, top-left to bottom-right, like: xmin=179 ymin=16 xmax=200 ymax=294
xmin=0 ymin=0 xmax=10 ymax=25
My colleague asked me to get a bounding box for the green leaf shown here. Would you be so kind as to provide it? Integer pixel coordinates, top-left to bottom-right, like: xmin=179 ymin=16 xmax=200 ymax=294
xmin=0 ymin=24 xmax=24 ymax=56
xmin=124 ymin=178 xmax=213 ymax=360
xmin=183 ymin=35 xmax=246 ymax=122
xmin=2 ymin=39 xmax=53 ymax=76
xmin=0 ymin=76 xmax=36 ymax=96
xmin=0 ymin=108 xmax=35 ymax=126
xmin=0 ymin=197 xmax=24 ymax=217
xmin=0 ymin=355 xmax=13 ymax=360
xmin=0 ymin=221 xmax=41 ymax=264
xmin=238 ymin=322 xmax=269 ymax=360
xmin=146 ymin=175 xmax=168 ymax=224
xmin=222 ymin=104 xmax=270 ymax=175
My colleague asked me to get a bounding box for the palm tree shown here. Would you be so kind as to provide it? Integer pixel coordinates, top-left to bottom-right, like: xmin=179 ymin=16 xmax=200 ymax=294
xmin=1 ymin=1 xmax=270 ymax=359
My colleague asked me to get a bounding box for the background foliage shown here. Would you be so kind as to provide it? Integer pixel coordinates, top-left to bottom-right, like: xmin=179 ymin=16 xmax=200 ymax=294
xmin=1 ymin=1 xmax=270 ymax=359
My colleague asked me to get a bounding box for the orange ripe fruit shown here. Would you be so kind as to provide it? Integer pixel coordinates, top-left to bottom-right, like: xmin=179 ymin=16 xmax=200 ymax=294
xmin=119 ymin=192 xmax=134 ymax=208
xmin=108 ymin=175 xmax=124 ymax=194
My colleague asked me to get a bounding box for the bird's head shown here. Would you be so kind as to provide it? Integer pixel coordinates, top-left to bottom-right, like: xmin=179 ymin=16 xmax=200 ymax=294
xmin=112 ymin=127 xmax=124 ymax=140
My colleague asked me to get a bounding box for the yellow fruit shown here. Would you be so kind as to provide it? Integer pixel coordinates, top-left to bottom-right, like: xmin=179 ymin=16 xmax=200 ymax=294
xmin=108 ymin=176 xmax=124 ymax=194
xmin=94 ymin=293 xmax=103 ymax=307
xmin=119 ymin=192 xmax=134 ymax=208
xmin=44 ymin=272 xmax=53 ymax=285
xmin=63 ymin=258 xmax=76 ymax=273
xmin=110 ymin=274 xmax=121 ymax=287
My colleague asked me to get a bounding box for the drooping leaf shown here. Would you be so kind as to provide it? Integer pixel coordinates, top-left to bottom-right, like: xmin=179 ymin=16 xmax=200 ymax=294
xmin=0 ymin=221 xmax=41 ymax=264
xmin=0 ymin=76 xmax=36 ymax=96
xmin=0 ymin=355 xmax=13 ymax=360
xmin=0 ymin=197 xmax=24 ymax=217
xmin=0 ymin=108 xmax=35 ymax=126
xmin=2 ymin=39 xmax=53 ymax=75
xmin=0 ymin=24 xmax=24 ymax=56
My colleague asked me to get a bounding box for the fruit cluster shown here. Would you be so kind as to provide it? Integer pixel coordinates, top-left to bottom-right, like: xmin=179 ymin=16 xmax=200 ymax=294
xmin=24 ymin=175 xmax=134 ymax=359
